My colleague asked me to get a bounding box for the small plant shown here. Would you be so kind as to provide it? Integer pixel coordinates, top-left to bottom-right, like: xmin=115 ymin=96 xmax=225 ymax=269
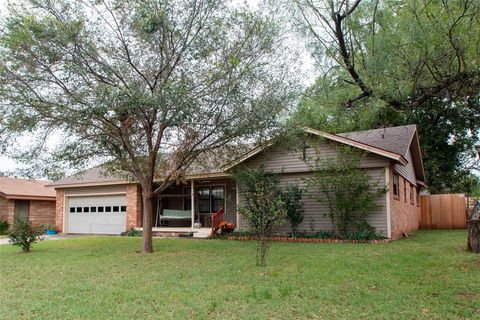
xmin=9 ymin=218 xmax=44 ymax=252
xmin=235 ymin=166 xmax=287 ymax=267
xmin=44 ymin=224 xmax=56 ymax=231
xmin=281 ymin=185 xmax=304 ymax=236
xmin=121 ymin=228 xmax=143 ymax=237
xmin=0 ymin=218 xmax=9 ymax=235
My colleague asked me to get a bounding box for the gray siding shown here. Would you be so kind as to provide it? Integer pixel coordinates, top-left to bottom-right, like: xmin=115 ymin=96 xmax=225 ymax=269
xmin=238 ymin=169 xmax=388 ymax=235
xmin=238 ymin=138 xmax=389 ymax=235
xmin=246 ymin=140 xmax=388 ymax=174
xmin=393 ymin=148 xmax=417 ymax=186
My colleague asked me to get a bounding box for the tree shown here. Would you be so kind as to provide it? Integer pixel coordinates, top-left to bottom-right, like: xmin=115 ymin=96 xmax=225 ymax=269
xmin=235 ymin=166 xmax=287 ymax=267
xmin=0 ymin=0 xmax=297 ymax=253
xmin=291 ymin=0 xmax=480 ymax=110
xmin=289 ymin=0 xmax=480 ymax=194
xmin=304 ymin=145 xmax=386 ymax=235
xmin=8 ymin=218 xmax=44 ymax=253
xmin=281 ymin=185 xmax=304 ymax=235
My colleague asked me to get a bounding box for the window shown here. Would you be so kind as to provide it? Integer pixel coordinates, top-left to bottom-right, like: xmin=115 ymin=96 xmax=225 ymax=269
xmin=113 ymin=206 xmax=119 ymax=212
xmin=121 ymin=206 xmax=127 ymax=212
xmin=83 ymin=207 xmax=89 ymax=213
xmin=393 ymin=173 xmax=400 ymax=199
xmin=183 ymin=187 xmax=192 ymax=210
xmin=410 ymin=184 xmax=414 ymax=205
xmin=416 ymin=190 xmax=420 ymax=207
xmin=76 ymin=207 xmax=82 ymax=213
xmin=105 ymin=206 xmax=112 ymax=212
xmin=98 ymin=206 xmax=104 ymax=213
xmin=90 ymin=207 xmax=97 ymax=213
xmin=211 ymin=187 xmax=224 ymax=212
xmin=198 ymin=187 xmax=211 ymax=213
xmin=404 ymin=178 xmax=407 ymax=203
xmin=198 ymin=186 xmax=225 ymax=213
xmin=70 ymin=207 xmax=75 ymax=213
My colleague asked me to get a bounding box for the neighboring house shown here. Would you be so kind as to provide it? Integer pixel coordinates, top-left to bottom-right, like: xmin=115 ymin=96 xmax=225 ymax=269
xmin=0 ymin=177 xmax=56 ymax=227
xmin=50 ymin=125 xmax=426 ymax=239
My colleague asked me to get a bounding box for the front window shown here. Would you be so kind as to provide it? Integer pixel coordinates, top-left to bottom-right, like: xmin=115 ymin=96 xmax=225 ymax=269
xmin=211 ymin=187 xmax=225 ymax=212
xmin=198 ymin=186 xmax=225 ymax=213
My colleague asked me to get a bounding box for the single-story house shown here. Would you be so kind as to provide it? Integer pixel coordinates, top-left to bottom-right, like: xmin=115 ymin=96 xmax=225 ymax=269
xmin=50 ymin=125 xmax=426 ymax=239
xmin=0 ymin=177 xmax=56 ymax=227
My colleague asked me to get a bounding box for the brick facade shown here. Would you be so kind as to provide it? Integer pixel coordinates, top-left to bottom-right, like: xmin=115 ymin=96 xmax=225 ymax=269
xmin=55 ymin=189 xmax=65 ymax=232
xmin=126 ymin=184 xmax=142 ymax=229
xmin=29 ymin=200 xmax=56 ymax=227
xmin=1 ymin=195 xmax=55 ymax=229
xmin=388 ymin=168 xmax=421 ymax=239
xmin=0 ymin=196 xmax=15 ymax=226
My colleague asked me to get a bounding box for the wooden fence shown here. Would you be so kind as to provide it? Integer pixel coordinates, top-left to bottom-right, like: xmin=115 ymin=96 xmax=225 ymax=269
xmin=420 ymin=194 xmax=467 ymax=229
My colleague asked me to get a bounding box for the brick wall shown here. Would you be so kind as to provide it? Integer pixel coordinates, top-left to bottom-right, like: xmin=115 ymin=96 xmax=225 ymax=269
xmin=0 ymin=196 xmax=15 ymax=227
xmin=29 ymin=200 xmax=56 ymax=227
xmin=126 ymin=184 xmax=142 ymax=229
xmin=389 ymin=168 xmax=420 ymax=239
xmin=0 ymin=196 xmax=9 ymax=221
xmin=55 ymin=189 xmax=65 ymax=232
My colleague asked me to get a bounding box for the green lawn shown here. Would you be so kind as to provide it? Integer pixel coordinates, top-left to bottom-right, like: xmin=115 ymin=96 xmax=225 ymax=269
xmin=1 ymin=231 xmax=479 ymax=319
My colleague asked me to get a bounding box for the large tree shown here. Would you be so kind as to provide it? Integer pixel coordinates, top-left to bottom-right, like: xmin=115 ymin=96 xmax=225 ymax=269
xmin=288 ymin=0 xmax=480 ymax=193
xmin=291 ymin=0 xmax=480 ymax=110
xmin=0 ymin=0 xmax=297 ymax=253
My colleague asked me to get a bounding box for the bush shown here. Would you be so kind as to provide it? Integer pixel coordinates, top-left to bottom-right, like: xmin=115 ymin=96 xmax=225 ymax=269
xmin=281 ymin=185 xmax=304 ymax=235
xmin=121 ymin=228 xmax=143 ymax=237
xmin=235 ymin=166 xmax=288 ymax=267
xmin=0 ymin=219 xmax=9 ymax=235
xmin=43 ymin=224 xmax=56 ymax=232
xmin=9 ymin=218 xmax=44 ymax=252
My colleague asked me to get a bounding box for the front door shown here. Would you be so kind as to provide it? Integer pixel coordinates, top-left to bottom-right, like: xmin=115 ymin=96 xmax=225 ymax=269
xmin=14 ymin=200 xmax=30 ymax=223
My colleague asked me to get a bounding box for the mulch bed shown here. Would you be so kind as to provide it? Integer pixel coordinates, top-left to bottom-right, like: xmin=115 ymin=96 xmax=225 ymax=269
xmin=226 ymin=235 xmax=390 ymax=244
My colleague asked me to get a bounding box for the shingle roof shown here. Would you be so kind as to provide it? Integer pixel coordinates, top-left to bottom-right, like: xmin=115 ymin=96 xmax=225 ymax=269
xmin=0 ymin=176 xmax=56 ymax=200
xmin=337 ymin=125 xmax=417 ymax=157
xmin=49 ymin=167 xmax=125 ymax=187
xmin=50 ymin=125 xmax=421 ymax=188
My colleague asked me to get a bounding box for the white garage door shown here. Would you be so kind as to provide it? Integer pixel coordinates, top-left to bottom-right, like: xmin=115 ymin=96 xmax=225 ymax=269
xmin=67 ymin=195 xmax=127 ymax=234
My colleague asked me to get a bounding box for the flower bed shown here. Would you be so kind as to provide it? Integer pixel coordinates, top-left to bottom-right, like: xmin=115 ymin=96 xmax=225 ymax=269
xmin=226 ymin=235 xmax=390 ymax=244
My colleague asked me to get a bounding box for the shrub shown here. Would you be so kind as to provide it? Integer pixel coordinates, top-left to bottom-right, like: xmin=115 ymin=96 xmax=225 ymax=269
xmin=281 ymin=185 xmax=304 ymax=236
xmin=9 ymin=218 xmax=44 ymax=252
xmin=0 ymin=219 xmax=9 ymax=235
xmin=121 ymin=228 xmax=143 ymax=237
xmin=235 ymin=166 xmax=287 ymax=267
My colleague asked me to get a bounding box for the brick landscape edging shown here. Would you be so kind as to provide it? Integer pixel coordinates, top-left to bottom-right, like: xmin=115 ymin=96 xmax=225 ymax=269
xmin=226 ymin=236 xmax=390 ymax=244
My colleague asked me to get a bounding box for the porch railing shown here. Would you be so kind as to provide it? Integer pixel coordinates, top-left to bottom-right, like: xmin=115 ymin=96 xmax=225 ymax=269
xmin=210 ymin=207 xmax=224 ymax=237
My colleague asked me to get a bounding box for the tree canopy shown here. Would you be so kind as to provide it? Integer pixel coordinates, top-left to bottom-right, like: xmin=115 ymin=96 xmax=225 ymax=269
xmin=0 ymin=0 xmax=298 ymax=252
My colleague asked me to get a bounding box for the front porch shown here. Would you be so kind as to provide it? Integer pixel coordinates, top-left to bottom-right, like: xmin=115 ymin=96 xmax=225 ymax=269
xmin=152 ymin=177 xmax=239 ymax=231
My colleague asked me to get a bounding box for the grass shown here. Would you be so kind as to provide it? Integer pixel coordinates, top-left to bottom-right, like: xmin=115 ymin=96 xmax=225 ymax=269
xmin=0 ymin=231 xmax=479 ymax=320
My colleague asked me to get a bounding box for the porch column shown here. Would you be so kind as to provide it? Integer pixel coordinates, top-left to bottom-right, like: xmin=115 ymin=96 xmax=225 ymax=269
xmin=236 ymin=182 xmax=240 ymax=230
xmin=191 ymin=180 xmax=195 ymax=229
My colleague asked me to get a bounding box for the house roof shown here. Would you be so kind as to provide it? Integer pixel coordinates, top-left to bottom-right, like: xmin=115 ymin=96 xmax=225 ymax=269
xmin=51 ymin=125 xmax=426 ymax=188
xmin=48 ymin=167 xmax=127 ymax=188
xmin=336 ymin=125 xmax=417 ymax=157
xmin=0 ymin=176 xmax=56 ymax=201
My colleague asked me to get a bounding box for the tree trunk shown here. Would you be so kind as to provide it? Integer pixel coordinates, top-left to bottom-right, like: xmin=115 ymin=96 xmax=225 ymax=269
xmin=467 ymin=219 xmax=479 ymax=253
xmin=142 ymin=185 xmax=154 ymax=254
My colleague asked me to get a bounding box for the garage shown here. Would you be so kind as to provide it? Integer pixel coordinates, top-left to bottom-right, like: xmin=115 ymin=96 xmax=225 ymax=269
xmin=66 ymin=195 xmax=127 ymax=234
